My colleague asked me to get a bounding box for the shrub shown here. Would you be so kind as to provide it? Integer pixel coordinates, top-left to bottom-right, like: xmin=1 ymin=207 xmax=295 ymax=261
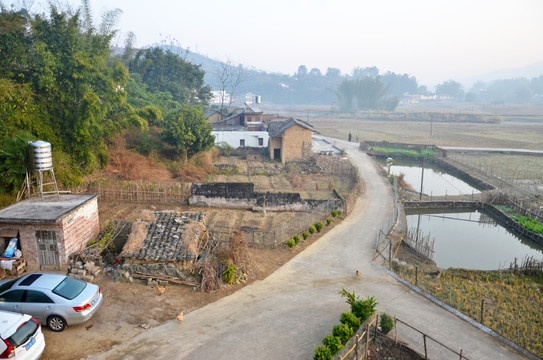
xmin=331 ymin=209 xmax=342 ymax=218
xmin=293 ymin=235 xmax=300 ymax=244
xmin=351 ymin=296 xmax=378 ymax=321
xmin=287 ymin=239 xmax=295 ymax=248
xmin=322 ymin=335 xmax=343 ymax=354
xmin=340 ymin=312 xmax=361 ymax=331
xmin=326 ymin=218 xmax=332 ymax=226
xmin=315 ymin=222 xmax=323 ymax=233
xmin=313 ymin=345 xmax=332 ymax=360
xmin=303 ymin=232 xmax=309 ymax=240
xmin=380 ymin=313 xmax=394 ymax=335
xmin=222 ymin=262 xmax=239 ymax=284
xmin=332 ymin=323 xmax=354 ymax=344
xmin=309 ymin=225 xmax=315 ymax=234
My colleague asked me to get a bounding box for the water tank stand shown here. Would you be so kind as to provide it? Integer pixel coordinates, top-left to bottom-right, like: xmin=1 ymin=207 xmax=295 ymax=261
xmin=20 ymin=169 xmax=60 ymax=199
xmin=36 ymin=168 xmax=60 ymax=198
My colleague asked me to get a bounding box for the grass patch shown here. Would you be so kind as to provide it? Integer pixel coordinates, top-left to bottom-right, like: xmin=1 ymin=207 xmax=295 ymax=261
xmin=370 ymin=146 xmax=435 ymax=159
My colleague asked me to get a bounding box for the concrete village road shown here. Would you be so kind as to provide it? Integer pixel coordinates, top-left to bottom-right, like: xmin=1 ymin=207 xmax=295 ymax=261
xmin=88 ymin=138 xmax=526 ymax=360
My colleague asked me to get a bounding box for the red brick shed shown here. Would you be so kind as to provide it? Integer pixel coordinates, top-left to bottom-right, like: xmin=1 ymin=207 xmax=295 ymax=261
xmin=0 ymin=194 xmax=99 ymax=271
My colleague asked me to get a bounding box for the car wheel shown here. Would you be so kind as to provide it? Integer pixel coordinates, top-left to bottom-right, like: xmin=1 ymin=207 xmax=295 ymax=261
xmin=47 ymin=315 xmax=66 ymax=332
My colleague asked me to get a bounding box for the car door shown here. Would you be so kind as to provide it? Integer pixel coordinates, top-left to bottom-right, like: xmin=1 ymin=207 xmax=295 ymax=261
xmin=21 ymin=290 xmax=56 ymax=324
xmin=0 ymin=289 xmax=25 ymax=313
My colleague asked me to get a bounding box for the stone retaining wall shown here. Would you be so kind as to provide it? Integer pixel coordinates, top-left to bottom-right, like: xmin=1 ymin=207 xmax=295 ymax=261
xmin=189 ymin=182 xmax=331 ymax=211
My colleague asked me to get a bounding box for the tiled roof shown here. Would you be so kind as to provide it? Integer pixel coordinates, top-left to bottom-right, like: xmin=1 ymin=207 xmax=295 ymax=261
xmin=268 ymin=117 xmax=315 ymax=137
xmin=124 ymin=211 xmax=205 ymax=262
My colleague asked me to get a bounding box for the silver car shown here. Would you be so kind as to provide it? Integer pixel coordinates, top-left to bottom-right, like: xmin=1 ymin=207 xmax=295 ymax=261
xmin=0 ymin=273 xmax=103 ymax=332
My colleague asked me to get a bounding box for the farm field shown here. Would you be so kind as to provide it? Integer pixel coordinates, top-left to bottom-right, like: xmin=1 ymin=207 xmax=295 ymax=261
xmin=309 ymin=117 xmax=543 ymax=150
xmin=394 ymin=244 xmax=543 ymax=358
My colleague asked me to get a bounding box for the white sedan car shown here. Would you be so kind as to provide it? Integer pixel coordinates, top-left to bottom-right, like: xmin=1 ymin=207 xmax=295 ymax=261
xmin=0 ymin=310 xmax=45 ymax=359
xmin=0 ymin=273 xmax=103 ymax=332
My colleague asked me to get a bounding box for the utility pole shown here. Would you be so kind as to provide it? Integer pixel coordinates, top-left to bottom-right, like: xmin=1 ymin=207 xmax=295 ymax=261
xmin=419 ymin=158 xmax=425 ymax=200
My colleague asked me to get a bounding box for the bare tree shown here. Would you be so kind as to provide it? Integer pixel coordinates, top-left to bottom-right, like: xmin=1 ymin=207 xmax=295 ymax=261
xmin=213 ymin=59 xmax=247 ymax=114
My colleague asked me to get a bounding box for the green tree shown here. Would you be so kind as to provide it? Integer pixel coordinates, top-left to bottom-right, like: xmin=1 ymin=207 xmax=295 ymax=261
xmin=129 ymin=47 xmax=211 ymax=105
xmin=0 ymin=6 xmax=31 ymax=80
xmin=0 ymin=131 xmax=34 ymax=194
xmin=28 ymin=7 xmax=147 ymax=171
xmin=334 ymin=77 xmax=396 ymax=111
xmin=162 ymin=105 xmax=215 ymax=161
xmin=435 ymin=80 xmax=464 ymax=99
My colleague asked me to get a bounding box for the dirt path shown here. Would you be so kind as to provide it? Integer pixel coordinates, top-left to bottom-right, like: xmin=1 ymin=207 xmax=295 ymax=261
xmin=84 ymin=139 xmax=528 ymax=360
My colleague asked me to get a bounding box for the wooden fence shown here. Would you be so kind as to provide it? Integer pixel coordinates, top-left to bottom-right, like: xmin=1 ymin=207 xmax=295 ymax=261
xmin=404 ymin=227 xmax=435 ymax=260
xmin=336 ymin=316 xmax=377 ymax=360
xmin=71 ymin=182 xmax=190 ymax=204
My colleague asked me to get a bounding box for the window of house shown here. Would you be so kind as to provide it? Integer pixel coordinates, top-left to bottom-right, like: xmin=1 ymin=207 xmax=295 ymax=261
xmin=240 ymin=139 xmax=245 ymax=147
xmin=258 ymin=138 xmax=263 ymax=146
xmin=247 ymin=117 xmax=252 ymax=122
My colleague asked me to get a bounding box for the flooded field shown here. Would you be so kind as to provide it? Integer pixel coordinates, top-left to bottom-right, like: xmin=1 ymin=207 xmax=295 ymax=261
xmin=406 ymin=209 xmax=543 ymax=270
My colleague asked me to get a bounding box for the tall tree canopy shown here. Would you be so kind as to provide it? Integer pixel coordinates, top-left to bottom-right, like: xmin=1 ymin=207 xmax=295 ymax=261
xmin=334 ymin=77 xmax=398 ymax=112
xmin=129 ymin=47 xmax=211 ymax=105
xmin=0 ymin=4 xmax=149 ymax=193
xmin=162 ymin=105 xmax=214 ymax=161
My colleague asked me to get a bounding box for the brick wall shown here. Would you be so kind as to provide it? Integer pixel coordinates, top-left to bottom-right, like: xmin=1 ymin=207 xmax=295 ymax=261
xmin=61 ymin=198 xmax=100 ymax=266
xmin=280 ymin=125 xmax=312 ymax=163
xmin=0 ymin=223 xmax=62 ymax=271
xmin=0 ymin=198 xmax=99 ymax=271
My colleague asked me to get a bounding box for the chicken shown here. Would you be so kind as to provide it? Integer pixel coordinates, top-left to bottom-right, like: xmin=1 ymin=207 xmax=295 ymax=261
xmin=156 ymin=285 xmax=166 ymax=295
xmin=176 ymin=312 xmax=184 ymax=321
xmin=356 ymin=270 xmax=361 ymax=276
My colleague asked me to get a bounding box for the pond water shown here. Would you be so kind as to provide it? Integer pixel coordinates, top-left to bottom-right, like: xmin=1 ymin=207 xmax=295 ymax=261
xmin=384 ymin=159 xmax=480 ymax=196
xmin=406 ymin=209 xmax=543 ymax=270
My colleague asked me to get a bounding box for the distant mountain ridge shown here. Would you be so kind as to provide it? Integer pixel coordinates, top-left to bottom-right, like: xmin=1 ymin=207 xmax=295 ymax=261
xmin=461 ymin=61 xmax=543 ymax=88
xmin=161 ymin=45 xmax=543 ymax=105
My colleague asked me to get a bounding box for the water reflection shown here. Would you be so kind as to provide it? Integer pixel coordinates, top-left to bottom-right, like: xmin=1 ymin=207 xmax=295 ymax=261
xmin=406 ymin=209 xmax=543 ymax=270
xmin=385 ymin=159 xmax=480 ymax=196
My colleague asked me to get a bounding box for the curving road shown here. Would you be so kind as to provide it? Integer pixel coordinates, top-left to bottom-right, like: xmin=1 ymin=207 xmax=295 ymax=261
xmin=89 ymin=139 xmax=527 ymax=360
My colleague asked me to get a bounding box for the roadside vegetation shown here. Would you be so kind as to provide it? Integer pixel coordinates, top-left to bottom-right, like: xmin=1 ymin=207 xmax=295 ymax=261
xmin=369 ymin=146 xmax=435 ymax=159
xmin=314 ymin=290 xmax=379 ymax=360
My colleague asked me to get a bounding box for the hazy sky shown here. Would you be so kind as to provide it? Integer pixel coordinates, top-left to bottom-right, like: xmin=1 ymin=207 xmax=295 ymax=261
xmin=23 ymin=0 xmax=543 ymax=86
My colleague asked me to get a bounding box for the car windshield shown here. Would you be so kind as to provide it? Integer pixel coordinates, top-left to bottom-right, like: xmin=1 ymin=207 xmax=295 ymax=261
xmin=8 ymin=319 xmax=38 ymax=347
xmin=0 ymin=279 xmax=16 ymax=294
xmin=52 ymin=277 xmax=86 ymax=300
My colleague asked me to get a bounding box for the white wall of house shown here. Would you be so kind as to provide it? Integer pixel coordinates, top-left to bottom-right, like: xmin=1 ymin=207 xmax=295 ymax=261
xmin=212 ymin=131 xmax=269 ymax=149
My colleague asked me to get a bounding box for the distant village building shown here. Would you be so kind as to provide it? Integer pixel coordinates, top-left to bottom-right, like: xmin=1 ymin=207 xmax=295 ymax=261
xmin=0 ymin=195 xmax=99 ymax=271
xmin=212 ymin=130 xmax=269 ymax=149
xmin=268 ymin=118 xmax=315 ymax=163
xmin=210 ymin=91 xmax=231 ymax=105
xmin=206 ymin=105 xmax=315 ymax=159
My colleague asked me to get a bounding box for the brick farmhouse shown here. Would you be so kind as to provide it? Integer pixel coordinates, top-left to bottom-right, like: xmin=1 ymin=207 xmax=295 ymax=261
xmin=268 ymin=117 xmax=315 ymax=163
xmin=0 ymin=194 xmax=99 ymax=270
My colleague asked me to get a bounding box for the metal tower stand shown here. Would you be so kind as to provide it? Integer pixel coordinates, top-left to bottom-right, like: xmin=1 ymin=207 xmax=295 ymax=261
xmin=18 ymin=169 xmax=60 ymax=201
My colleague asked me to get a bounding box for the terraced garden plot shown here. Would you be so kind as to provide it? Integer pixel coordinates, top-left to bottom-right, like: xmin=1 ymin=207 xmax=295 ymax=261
xmin=448 ymin=153 xmax=543 ymax=182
